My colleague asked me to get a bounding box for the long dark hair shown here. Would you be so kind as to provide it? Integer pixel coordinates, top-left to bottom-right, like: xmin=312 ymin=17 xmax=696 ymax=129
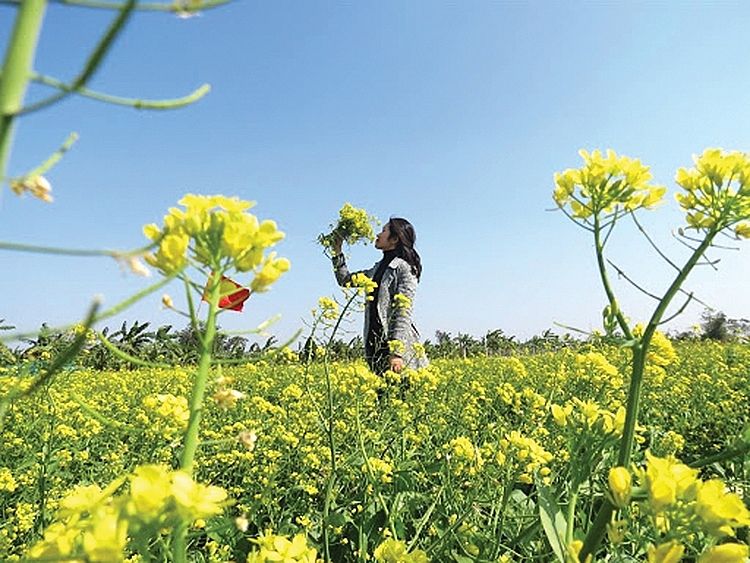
xmin=388 ymin=217 xmax=422 ymax=281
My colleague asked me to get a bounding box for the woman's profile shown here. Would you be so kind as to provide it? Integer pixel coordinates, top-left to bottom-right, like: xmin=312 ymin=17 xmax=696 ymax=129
xmin=330 ymin=218 xmax=428 ymax=375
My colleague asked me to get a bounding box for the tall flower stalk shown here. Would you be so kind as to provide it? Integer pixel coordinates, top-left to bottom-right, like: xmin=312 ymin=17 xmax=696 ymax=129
xmin=553 ymin=148 xmax=750 ymax=558
xmin=141 ymin=194 xmax=289 ymax=560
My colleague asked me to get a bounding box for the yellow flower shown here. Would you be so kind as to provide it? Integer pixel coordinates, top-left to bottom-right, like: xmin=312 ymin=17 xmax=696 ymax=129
xmin=644 ymin=452 xmax=699 ymax=512
xmin=319 ymin=203 xmax=378 ymax=250
xmin=608 ymin=466 xmax=632 ymax=508
xmin=698 ymin=543 xmax=750 ymax=563
xmin=695 ymin=480 xmax=750 ymax=537
xmin=363 ymin=457 xmax=394 ymax=484
xmin=566 ymin=539 xmax=592 ymax=563
xmin=647 ymin=541 xmax=685 ymax=563
xmin=248 ymin=532 xmax=317 ymax=563
xmin=675 ymin=148 xmax=750 ymax=233
xmin=59 ymin=484 xmax=104 ymax=516
xmin=388 ymin=339 xmax=406 ymax=356
xmin=171 ymin=471 xmax=228 ymax=520
xmin=26 ymin=523 xmax=79 ymax=559
xmin=0 ymin=467 xmax=17 ymax=492
xmin=373 ymin=538 xmax=428 ymax=563
xmin=129 ymin=465 xmax=171 ymax=519
xmin=551 ymin=403 xmax=572 ymax=426
xmin=251 ymin=253 xmax=291 ymax=293
xmin=553 ymin=149 xmax=664 ymax=222
xmin=393 ymin=293 xmax=412 ymax=310
xmin=144 ymin=194 xmax=287 ymax=280
xmin=317 ymin=296 xmax=339 ymax=320
xmin=606 ymin=520 xmax=627 ymax=545
xmin=82 ymin=506 xmax=128 ymax=562
xmin=146 ymin=232 xmax=189 ymax=274
xmin=349 ymin=273 xmax=378 ymax=300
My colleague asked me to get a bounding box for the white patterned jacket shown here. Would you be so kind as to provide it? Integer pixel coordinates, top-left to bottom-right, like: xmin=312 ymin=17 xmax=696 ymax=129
xmin=332 ymin=254 xmax=428 ymax=370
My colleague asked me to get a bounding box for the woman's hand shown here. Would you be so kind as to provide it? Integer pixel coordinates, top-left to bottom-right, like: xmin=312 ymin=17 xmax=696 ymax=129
xmin=389 ymin=356 xmax=404 ymax=373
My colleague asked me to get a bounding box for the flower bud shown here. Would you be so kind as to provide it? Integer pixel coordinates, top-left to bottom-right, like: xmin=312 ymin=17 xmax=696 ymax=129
xmin=608 ymin=466 xmax=632 ymax=508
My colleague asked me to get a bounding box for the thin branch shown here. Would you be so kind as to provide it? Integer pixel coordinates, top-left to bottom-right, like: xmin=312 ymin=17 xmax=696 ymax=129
xmin=695 ymin=257 xmax=720 ymax=271
xmin=658 ymin=293 xmax=694 ymax=326
xmin=672 ymin=231 xmax=700 ymax=252
xmin=631 ymin=213 xmax=680 ymax=272
xmin=0 ymin=239 xmax=153 ymax=258
xmin=49 ymin=0 xmax=232 ymax=11
xmin=600 ymin=208 xmax=621 ymax=248
xmin=606 ymin=259 xmax=660 ymax=301
xmin=13 ymin=131 xmax=78 ymax=180
xmin=552 ymin=321 xmax=593 ymax=336
xmin=549 ymin=206 xmax=595 ymax=233
xmin=677 ymin=287 xmax=712 ymax=310
xmin=29 ymin=73 xmax=210 ymax=111
xmin=18 ymin=0 xmax=137 ymax=116
xmin=708 ymin=240 xmax=741 ymax=251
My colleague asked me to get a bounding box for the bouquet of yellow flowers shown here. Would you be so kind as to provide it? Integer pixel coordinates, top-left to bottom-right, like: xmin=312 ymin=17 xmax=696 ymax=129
xmin=318 ymin=203 xmax=378 ymax=253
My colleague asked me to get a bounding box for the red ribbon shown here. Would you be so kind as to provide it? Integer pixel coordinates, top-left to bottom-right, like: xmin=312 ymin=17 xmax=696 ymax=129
xmin=202 ymin=275 xmax=250 ymax=312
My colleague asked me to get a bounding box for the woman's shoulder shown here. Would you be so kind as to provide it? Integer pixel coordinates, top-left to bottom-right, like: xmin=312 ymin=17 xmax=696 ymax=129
xmin=388 ymin=257 xmax=417 ymax=276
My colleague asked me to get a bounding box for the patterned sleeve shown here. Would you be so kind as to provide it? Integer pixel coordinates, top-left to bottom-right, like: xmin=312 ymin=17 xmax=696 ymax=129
xmin=388 ymin=262 xmax=418 ymax=348
xmin=332 ymin=253 xmax=353 ymax=287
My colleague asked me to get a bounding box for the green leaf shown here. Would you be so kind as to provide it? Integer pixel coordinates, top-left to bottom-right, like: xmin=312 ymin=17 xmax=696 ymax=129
xmin=538 ymin=485 xmax=568 ymax=563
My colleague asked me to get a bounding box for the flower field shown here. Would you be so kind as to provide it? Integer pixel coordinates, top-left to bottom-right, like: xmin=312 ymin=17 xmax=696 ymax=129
xmin=1 ymin=340 xmax=748 ymax=561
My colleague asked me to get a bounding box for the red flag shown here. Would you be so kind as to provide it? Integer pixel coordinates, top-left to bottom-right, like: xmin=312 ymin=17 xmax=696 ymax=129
xmin=203 ymin=275 xmax=250 ymax=312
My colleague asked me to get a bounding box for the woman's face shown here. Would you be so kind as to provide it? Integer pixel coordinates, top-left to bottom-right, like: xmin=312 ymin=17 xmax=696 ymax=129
xmin=375 ymin=223 xmax=397 ymax=251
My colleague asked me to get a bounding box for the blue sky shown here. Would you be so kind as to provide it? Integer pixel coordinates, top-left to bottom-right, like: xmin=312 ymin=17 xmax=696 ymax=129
xmin=2 ymin=1 xmax=750 ymax=346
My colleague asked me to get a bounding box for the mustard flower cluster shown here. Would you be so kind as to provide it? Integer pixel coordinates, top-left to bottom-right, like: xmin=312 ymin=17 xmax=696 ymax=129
xmin=140 ymin=393 xmax=189 ymax=438
xmin=393 ymin=293 xmax=412 ymax=310
xmin=316 ymin=296 xmax=340 ymax=320
xmin=0 ymin=467 xmax=17 ymax=492
xmin=553 ymin=149 xmax=666 ymax=221
xmin=675 ymin=148 xmax=750 ymax=236
xmin=27 ymin=464 xmax=228 ymax=561
xmin=444 ymin=436 xmax=483 ymax=476
xmin=608 ymin=452 xmax=750 ymax=561
xmin=247 ymin=532 xmax=317 ymax=563
xmin=318 ymin=202 xmax=378 ymax=250
xmin=348 ymin=272 xmax=378 ymax=301
xmin=632 ymin=325 xmax=679 ymax=368
xmin=551 ymin=398 xmax=626 ymax=436
xmin=143 ymin=195 xmax=289 ymax=289
xmin=499 ymin=430 xmax=554 ymax=484
xmin=388 ymin=339 xmax=406 ymax=356
xmin=373 ymin=538 xmax=429 ymax=563
xmin=363 ymin=457 xmax=395 ymax=484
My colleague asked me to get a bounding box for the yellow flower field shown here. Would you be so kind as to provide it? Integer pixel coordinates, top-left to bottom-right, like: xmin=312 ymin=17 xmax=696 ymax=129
xmin=1 ymin=341 xmax=748 ymax=561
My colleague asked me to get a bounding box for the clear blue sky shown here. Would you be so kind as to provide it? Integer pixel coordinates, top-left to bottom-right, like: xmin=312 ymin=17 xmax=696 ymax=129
xmin=2 ymin=1 xmax=750 ymax=346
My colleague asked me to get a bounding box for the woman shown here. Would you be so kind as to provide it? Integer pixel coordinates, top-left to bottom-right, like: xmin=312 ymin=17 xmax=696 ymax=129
xmin=330 ymin=218 xmax=428 ymax=375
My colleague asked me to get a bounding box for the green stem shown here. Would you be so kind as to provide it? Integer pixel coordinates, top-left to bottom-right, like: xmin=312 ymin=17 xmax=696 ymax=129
xmin=49 ymin=0 xmax=231 ymax=11
xmin=0 ymin=0 xmax=47 ymax=184
xmin=689 ymin=442 xmax=750 ymax=468
xmin=581 ymin=230 xmax=718 ymax=559
xmin=172 ymin=270 xmax=220 ymax=562
xmin=593 ymin=215 xmax=632 ymax=340
xmin=180 ymin=270 xmax=220 ymax=472
xmin=566 ymin=491 xmax=578 ymax=546
xmin=30 ymin=73 xmax=210 ymax=111
xmin=19 ymin=0 xmax=136 ymax=115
